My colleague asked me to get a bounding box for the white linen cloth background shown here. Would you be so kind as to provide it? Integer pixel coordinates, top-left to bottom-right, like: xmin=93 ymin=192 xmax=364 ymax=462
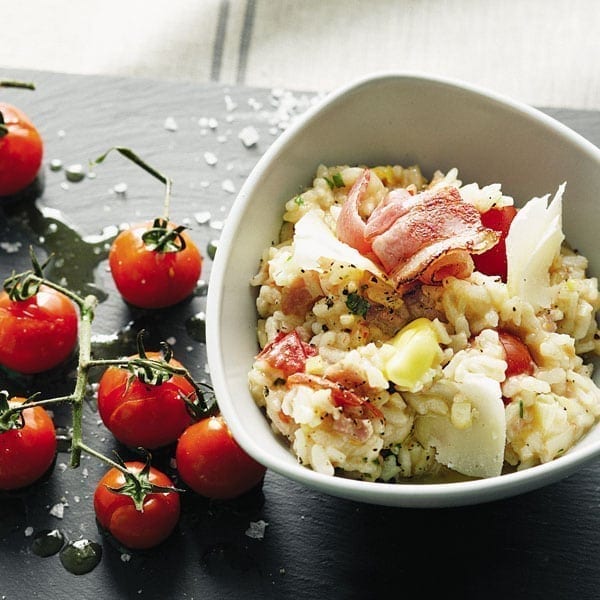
xmin=1 ymin=0 xmax=599 ymax=109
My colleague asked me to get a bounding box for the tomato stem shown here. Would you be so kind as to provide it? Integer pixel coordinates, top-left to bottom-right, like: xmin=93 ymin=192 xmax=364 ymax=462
xmin=69 ymin=294 xmax=99 ymax=468
xmin=1 ymin=257 xmax=214 ymax=473
xmin=0 ymin=80 xmax=35 ymax=90
xmin=91 ymin=146 xmax=173 ymax=220
xmin=4 ymin=250 xmax=89 ymax=308
xmin=77 ymin=441 xmax=131 ymax=474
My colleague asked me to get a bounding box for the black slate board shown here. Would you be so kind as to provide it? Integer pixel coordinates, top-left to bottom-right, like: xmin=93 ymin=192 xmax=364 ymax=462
xmin=0 ymin=68 xmax=599 ymax=600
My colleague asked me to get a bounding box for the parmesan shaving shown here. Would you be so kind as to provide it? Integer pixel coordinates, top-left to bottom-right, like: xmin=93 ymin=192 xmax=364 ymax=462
xmin=293 ymin=209 xmax=384 ymax=276
xmin=506 ymin=183 xmax=565 ymax=309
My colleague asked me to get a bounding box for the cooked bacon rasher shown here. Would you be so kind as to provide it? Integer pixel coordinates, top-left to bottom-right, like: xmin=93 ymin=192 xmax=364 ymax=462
xmin=336 ymin=169 xmax=499 ymax=289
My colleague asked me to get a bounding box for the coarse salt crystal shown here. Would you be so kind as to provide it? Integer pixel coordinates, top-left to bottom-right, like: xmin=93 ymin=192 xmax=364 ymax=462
xmin=195 ymin=211 xmax=211 ymax=224
xmin=164 ymin=116 xmax=178 ymax=132
xmin=238 ymin=126 xmax=260 ymax=147
xmin=224 ymin=95 xmax=237 ymax=112
xmin=0 ymin=241 xmax=22 ymax=254
xmin=245 ymin=520 xmax=268 ymax=539
xmin=49 ymin=503 xmax=66 ymax=519
xmin=221 ymin=179 xmax=236 ymax=194
xmin=204 ymin=152 xmax=218 ymax=166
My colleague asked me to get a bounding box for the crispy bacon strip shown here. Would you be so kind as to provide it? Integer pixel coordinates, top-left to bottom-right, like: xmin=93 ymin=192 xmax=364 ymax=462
xmin=287 ymin=372 xmax=383 ymax=421
xmin=337 ymin=172 xmax=499 ymax=288
xmin=335 ymin=169 xmax=372 ymax=255
xmin=257 ymin=330 xmax=317 ymax=377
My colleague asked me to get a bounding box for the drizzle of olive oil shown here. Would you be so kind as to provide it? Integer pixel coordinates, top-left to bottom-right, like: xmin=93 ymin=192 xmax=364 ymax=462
xmin=4 ymin=200 xmax=116 ymax=300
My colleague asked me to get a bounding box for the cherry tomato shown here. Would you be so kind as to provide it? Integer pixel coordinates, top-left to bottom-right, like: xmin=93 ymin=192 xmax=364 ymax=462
xmin=0 ymin=103 xmax=43 ymax=197
xmin=175 ymin=415 xmax=266 ymax=500
xmin=498 ymin=330 xmax=535 ymax=378
xmin=256 ymin=330 xmax=318 ymax=377
xmin=97 ymin=351 xmax=196 ymax=449
xmin=108 ymin=220 xmax=202 ymax=309
xmin=0 ymin=285 xmax=79 ymax=374
xmin=94 ymin=461 xmax=180 ymax=550
xmin=473 ymin=206 xmax=518 ymax=282
xmin=0 ymin=397 xmax=57 ymax=490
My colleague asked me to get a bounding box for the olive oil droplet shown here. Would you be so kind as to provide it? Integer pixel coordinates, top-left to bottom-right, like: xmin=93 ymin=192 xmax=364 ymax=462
xmin=207 ymin=239 xmax=219 ymax=260
xmin=185 ymin=312 xmax=206 ymax=343
xmin=59 ymin=539 xmax=103 ymax=575
xmin=31 ymin=528 xmax=65 ymax=557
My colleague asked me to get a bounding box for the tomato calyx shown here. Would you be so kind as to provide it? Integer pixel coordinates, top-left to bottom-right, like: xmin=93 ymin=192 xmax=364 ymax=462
xmin=92 ymin=148 xmax=189 ymax=254
xmin=127 ymin=333 xmax=179 ymax=387
xmin=0 ymin=112 xmax=8 ymax=139
xmin=0 ymin=391 xmax=25 ymax=432
xmin=141 ymin=217 xmax=188 ymax=253
xmin=117 ymin=331 xmax=218 ymax=420
xmin=103 ymin=452 xmax=183 ymax=512
xmin=0 ymin=80 xmax=35 ymax=138
xmin=3 ymin=249 xmax=50 ymax=301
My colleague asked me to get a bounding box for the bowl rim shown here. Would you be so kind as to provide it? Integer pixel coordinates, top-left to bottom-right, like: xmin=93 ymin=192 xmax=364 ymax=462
xmin=206 ymin=71 xmax=600 ymax=507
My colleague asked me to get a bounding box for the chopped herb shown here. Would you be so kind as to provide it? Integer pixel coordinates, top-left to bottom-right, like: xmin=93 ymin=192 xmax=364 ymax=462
xmin=294 ymin=195 xmax=304 ymax=206
xmin=332 ymin=172 xmax=345 ymax=187
xmin=324 ymin=173 xmax=345 ymax=189
xmin=346 ymin=292 xmax=370 ymax=317
xmin=519 ymin=400 xmax=524 ymax=419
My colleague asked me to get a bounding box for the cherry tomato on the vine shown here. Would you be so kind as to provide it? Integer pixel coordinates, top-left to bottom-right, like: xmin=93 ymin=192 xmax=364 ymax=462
xmin=0 ymin=285 xmax=78 ymax=374
xmin=176 ymin=415 xmax=267 ymax=500
xmin=0 ymin=397 xmax=57 ymax=490
xmin=0 ymin=103 xmax=43 ymax=197
xmin=109 ymin=219 xmax=202 ymax=309
xmin=473 ymin=206 xmax=518 ymax=282
xmin=97 ymin=351 xmax=196 ymax=449
xmin=93 ymin=461 xmax=180 ymax=550
xmin=498 ymin=330 xmax=535 ymax=378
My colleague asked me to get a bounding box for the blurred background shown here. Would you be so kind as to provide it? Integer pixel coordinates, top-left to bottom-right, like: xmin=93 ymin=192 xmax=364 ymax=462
xmin=1 ymin=0 xmax=598 ymax=110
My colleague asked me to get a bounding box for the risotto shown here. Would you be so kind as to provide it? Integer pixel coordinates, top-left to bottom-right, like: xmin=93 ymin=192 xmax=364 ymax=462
xmin=248 ymin=164 xmax=600 ymax=482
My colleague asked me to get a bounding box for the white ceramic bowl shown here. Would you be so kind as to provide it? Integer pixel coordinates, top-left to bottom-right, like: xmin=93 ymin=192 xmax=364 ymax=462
xmin=206 ymin=73 xmax=600 ymax=508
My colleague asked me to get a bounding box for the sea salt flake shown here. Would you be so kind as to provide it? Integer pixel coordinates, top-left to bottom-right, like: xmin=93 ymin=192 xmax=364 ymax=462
xmin=238 ymin=126 xmax=260 ymax=148
xmin=248 ymin=97 xmax=263 ymax=111
xmin=224 ymin=95 xmax=237 ymax=112
xmin=194 ymin=211 xmax=211 ymax=224
xmin=0 ymin=241 xmax=22 ymax=254
xmin=204 ymin=152 xmax=218 ymax=166
xmin=24 ymin=526 xmax=34 ymax=537
xmin=164 ymin=116 xmax=178 ymax=132
xmin=245 ymin=520 xmax=268 ymax=539
xmin=113 ymin=182 xmax=128 ymax=195
xmin=49 ymin=502 xmax=66 ymax=519
xmin=221 ymin=179 xmax=236 ymax=194
xmin=121 ymin=553 xmax=132 ymax=563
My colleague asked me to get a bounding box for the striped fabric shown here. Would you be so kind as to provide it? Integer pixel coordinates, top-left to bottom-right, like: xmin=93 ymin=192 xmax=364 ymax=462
xmin=1 ymin=0 xmax=599 ymax=109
